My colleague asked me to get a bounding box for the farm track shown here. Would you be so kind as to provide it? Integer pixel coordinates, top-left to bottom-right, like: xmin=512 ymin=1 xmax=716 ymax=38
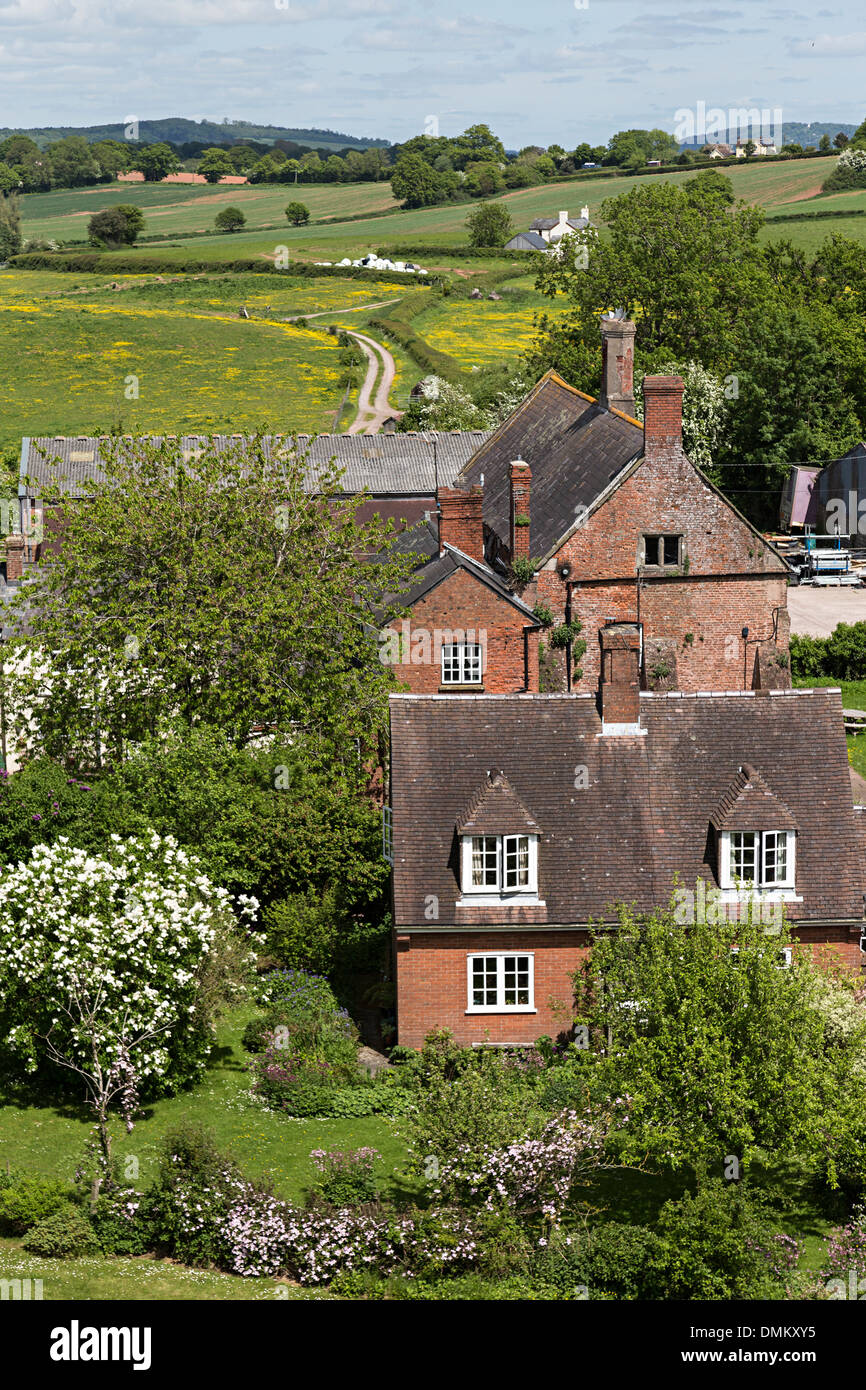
xmin=344 ymin=329 xmax=400 ymax=434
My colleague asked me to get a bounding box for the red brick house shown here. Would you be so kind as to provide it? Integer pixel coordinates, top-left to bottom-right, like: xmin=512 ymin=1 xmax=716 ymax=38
xmin=389 ymin=659 xmax=866 ymax=1048
xmin=456 ymin=316 xmax=791 ymax=695
xmin=380 ymin=487 xmax=542 ymax=695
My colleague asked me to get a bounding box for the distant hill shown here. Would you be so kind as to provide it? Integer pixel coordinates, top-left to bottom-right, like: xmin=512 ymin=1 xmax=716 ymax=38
xmin=0 ymin=117 xmax=391 ymax=152
xmin=680 ymin=120 xmax=857 ymax=150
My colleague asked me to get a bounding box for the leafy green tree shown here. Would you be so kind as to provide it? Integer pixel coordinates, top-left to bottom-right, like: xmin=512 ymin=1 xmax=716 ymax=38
xmin=7 ymin=435 xmax=416 ymax=765
xmin=197 ymin=148 xmax=235 ymax=183
xmin=91 ymin=140 xmax=131 ymax=178
xmin=87 ymin=204 xmax=145 ymax=247
xmin=391 ymin=152 xmax=447 ymax=208
xmin=285 ymin=201 xmax=310 ymax=225
xmin=466 ymin=200 xmax=513 ymax=248
xmin=574 ymin=896 xmax=866 ymax=1183
xmin=819 ymin=133 xmax=832 ymax=154
xmin=132 ymin=142 xmax=180 ymax=182
xmin=834 ymin=131 xmax=850 ymax=150
xmin=0 ymin=135 xmax=39 ymax=165
xmin=48 ymin=136 xmax=100 ymax=188
xmin=684 ymin=169 xmax=735 ymax=207
xmin=851 ymin=116 xmax=866 ymax=150
xmin=0 ymin=193 xmax=22 ymax=259
xmin=742 ymin=138 xmax=757 ymax=158
xmin=214 ymin=205 xmax=246 ymax=232
xmin=0 ymin=163 xmax=19 ymax=195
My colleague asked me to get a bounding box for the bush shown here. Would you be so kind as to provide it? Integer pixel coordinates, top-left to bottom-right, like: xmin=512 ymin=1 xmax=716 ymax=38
xmin=0 ymin=1176 xmax=72 ymax=1234
xmin=309 ymin=1147 xmax=383 ymax=1206
xmin=655 ymin=1181 xmax=801 ymax=1299
xmin=791 ymin=622 xmax=866 ymax=681
xmin=823 ymin=148 xmax=866 ymax=192
xmin=214 ymin=207 xmax=246 ymax=233
xmin=145 ymin=1124 xmax=253 ymax=1267
xmin=533 ymin=1223 xmax=669 ymax=1299
xmin=23 ymin=1208 xmax=99 ymax=1258
xmin=90 ymin=1188 xmax=151 ymax=1256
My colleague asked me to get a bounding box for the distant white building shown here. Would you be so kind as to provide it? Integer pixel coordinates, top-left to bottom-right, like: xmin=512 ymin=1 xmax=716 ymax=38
xmin=505 ymin=208 xmax=590 ymax=253
xmin=735 ymin=139 xmax=777 ymax=157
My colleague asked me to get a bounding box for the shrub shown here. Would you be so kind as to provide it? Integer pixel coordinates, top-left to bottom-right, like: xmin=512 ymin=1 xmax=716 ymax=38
xmin=533 ymin=1223 xmax=669 ymax=1299
xmin=90 ymin=1188 xmax=151 ymax=1256
xmin=145 ymin=1124 xmax=253 ymax=1267
xmin=309 ymin=1147 xmax=383 ymax=1206
xmin=824 ymin=1204 xmax=866 ymax=1284
xmin=0 ymin=1176 xmax=72 ymax=1234
xmin=655 ymin=1181 xmax=801 ymax=1299
xmin=214 ymin=207 xmax=246 ymax=233
xmin=23 ymin=1208 xmax=99 ymax=1258
xmin=823 ymin=148 xmax=866 ymax=192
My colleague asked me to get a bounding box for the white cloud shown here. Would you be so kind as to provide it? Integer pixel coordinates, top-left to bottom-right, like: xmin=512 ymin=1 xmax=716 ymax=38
xmin=790 ymin=30 xmax=866 ymax=55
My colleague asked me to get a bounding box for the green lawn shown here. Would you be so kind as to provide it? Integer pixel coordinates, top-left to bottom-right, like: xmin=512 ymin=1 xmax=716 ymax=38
xmin=0 ymin=1005 xmax=407 ymax=1205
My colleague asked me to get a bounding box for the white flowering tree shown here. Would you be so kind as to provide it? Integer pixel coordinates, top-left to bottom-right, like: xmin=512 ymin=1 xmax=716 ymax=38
xmin=0 ymin=833 xmax=257 ymax=1198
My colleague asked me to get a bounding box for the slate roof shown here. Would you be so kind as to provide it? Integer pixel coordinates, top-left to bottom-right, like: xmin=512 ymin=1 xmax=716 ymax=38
xmin=389 ymin=688 xmax=863 ymax=927
xmin=457 ymin=772 xmax=541 ymax=836
xmin=390 ymin=532 xmax=539 ymax=619
xmin=504 ymin=231 xmax=549 ymax=251
xmin=20 ymin=432 xmax=493 ymax=500
xmin=455 ymin=370 xmax=643 ymax=559
xmin=710 ymin=763 xmax=799 ymax=834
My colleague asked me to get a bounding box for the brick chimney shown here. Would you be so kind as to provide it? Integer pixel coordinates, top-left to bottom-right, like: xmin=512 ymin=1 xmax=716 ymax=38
xmin=438 ymin=486 xmax=484 ymax=562
xmin=599 ymin=312 xmax=636 ymax=417
xmin=642 ymin=375 xmax=685 ymax=460
xmin=509 ymin=460 xmax=532 ymax=564
xmin=5 ymin=534 xmax=24 ymax=582
xmin=599 ymin=623 xmax=642 ymax=727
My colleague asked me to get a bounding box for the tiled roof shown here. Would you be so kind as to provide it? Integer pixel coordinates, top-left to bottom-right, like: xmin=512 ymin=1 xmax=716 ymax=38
xmin=21 ymin=432 xmax=493 ymax=500
xmin=710 ymin=763 xmax=798 ymax=833
xmin=389 ymin=688 xmax=863 ymax=927
xmin=455 ymin=370 xmax=643 ymax=558
xmin=388 ymin=529 xmax=538 ymax=617
xmin=457 ymin=771 xmax=541 ymax=836
xmin=505 ymin=231 xmax=548 ymax=250
xmin=530 ymin=217 xmax=558 ymax=230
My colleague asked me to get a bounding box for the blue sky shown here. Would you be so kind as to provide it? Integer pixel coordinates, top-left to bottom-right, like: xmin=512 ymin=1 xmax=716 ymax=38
xmin=0 ymin=0 xmax=864 ymax=146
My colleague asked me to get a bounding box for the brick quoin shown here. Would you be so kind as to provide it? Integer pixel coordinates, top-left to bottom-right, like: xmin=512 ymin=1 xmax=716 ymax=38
xmin=396 ymin=926 xmax=865 ymax=1049
xmin=383 ymin=567 xmax=540 ymax=694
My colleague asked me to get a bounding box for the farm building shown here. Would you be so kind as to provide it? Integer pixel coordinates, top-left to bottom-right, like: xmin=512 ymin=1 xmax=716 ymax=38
xmin=779 ymin=443 xmax=866 ymax=537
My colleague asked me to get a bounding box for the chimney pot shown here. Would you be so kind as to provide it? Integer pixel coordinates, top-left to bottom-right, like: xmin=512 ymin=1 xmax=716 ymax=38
xmin=599 ymin=314 xmax=637 ymax=417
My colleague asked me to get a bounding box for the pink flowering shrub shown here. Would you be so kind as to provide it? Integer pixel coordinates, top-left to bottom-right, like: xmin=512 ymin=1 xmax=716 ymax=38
xmin=433 ymin=1108 xmax=609 ymax=1226
xmin=824 ymin=1205 xmax=866 ymax=1282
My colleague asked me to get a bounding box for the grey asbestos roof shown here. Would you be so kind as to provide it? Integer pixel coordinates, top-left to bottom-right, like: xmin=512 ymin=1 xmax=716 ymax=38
xmin=505 ymin=231 xmax=548 ymax=251
xmin=20 ymin=431 xmax=494 ymax=500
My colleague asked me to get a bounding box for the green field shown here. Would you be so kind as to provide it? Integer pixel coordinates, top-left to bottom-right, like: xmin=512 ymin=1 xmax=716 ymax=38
xmin=0 ymin=269 xmax=391 ymax=446
xmin=19 ymin=157 xmax=863 ymax=264
xmin=409 ymin=282 xmax=563 ymax=369
xmin=21 ymin=179 xmax=400 ymax=244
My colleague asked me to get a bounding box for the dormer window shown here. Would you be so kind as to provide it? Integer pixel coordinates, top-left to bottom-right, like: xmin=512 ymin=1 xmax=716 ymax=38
xmin=641 ymin=533 xmax=682 ymax=568
xmin=711 ymin=764 xmax=799 ymax=897
xmin=462 ymin=833 xmax=538 ymax=895
xmin=456 ymin=771 xmax=542 ymax=904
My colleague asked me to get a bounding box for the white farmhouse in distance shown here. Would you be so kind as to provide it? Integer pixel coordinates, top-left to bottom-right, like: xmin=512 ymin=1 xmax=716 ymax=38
xmin=505 ymin=207 xmax=590 ymax=252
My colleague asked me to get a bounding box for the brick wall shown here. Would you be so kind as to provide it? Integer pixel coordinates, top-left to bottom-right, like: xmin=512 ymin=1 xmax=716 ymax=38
xmin=532 ymin=442 xmax=790 ymax=693
xmin=396 ymin=930 xmax=591 ymax=1047
xmin=383 ymin=566 xmax=539 ymax=694
xmin=396 ymin=924 xmax=865 ymax=1048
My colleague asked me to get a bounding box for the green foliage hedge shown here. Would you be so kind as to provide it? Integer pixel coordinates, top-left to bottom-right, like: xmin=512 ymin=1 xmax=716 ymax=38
xmin=8 ymin=251 xmax=433 ymax=289
xmin=0 ymin=1175 xmax=72 ymax=1234
xmin=790 ymin=621 xmax=866 ymax=681
xmin=368 ymin=290 xmax=467 ymax=382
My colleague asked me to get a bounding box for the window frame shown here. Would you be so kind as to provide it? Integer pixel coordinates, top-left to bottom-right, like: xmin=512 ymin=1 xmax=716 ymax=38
xmin=640 ymin=533 xmax=683 ymax=569
xmin=719 ymin=829 xmax=796 ymax=891
xmin=460 ymin=833 xmax=539 ymax=898
xmin=440 ymin=641 xmax=483 ymax=686
xmin=466 ymin=951 xmax=536 ymax=1013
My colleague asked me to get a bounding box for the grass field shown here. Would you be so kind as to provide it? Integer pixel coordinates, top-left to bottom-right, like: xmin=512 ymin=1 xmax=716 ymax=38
xmin=20 ymin=157 xmax=861 ymax=261
xmin=409 ymin=283 xmax=563 ymax=369
xmin=21 ymin=180 xmax=400 ymax=244
xmin=0 ymin=269 xmax=377 ymax=447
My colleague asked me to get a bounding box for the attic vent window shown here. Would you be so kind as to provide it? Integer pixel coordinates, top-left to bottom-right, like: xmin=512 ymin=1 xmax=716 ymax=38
xmin=642 ymin=534 xmax=682 ymax=568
